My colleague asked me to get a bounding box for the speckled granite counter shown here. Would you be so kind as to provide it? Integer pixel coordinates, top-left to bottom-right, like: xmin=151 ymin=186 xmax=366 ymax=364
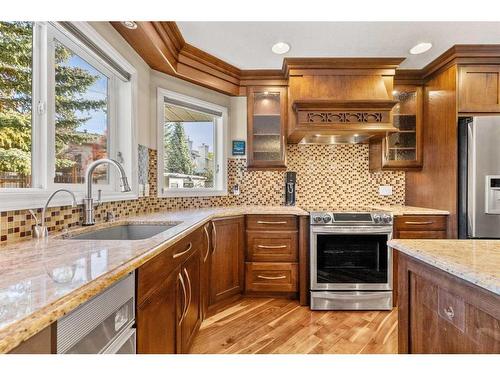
xmin=388 ymin=239 xmax=500 ymax=296
xmin=371 ymin=205 xmax=450 ymax=216
xmin=0 ymin=206 xmax=307 ymax=353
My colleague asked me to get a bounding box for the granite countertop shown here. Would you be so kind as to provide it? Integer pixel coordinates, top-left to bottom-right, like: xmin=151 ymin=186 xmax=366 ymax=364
xmin=0 ymin=205 xmax=307 ymax=353
xmin=370 ymin=205 xmax=450 ymax=216
xmin=389 ymin=239 xmax=500 ymax=296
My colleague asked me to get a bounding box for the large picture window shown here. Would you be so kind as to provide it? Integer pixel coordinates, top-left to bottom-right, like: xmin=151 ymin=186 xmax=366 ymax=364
xmin=0 ymin=22 xmax=136 ymax=210
xmin=157 ymin=89 xmax=227 ymax=197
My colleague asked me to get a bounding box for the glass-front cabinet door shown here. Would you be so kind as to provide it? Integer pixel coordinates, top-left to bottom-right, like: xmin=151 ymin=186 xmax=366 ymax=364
xmin=382 ymin=85 xmax=423 ymax=169
xmin=247 ymin=86 xmax=287 ymax=169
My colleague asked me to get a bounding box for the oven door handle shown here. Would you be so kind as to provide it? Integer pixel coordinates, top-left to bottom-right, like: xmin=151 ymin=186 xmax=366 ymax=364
xmin=310 ymin=226 xmax=393 ymax=235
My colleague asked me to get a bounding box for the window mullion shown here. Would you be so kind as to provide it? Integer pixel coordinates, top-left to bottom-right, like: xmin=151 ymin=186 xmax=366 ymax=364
xmin=31 ymin=22 xmax=50 ymax=190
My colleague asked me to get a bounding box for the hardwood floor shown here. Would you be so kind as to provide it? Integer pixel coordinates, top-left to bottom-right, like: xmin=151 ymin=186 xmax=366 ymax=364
xmin=189 ymin=298 xmax=398 ymax=354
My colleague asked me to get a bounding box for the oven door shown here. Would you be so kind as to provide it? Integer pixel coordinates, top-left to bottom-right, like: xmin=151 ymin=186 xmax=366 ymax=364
xmin=310 ymin=226 xmax=392 ymax=291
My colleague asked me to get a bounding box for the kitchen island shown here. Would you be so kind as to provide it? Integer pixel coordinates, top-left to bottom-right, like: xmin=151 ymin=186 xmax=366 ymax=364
xmin=388 ymin=239 xmax=500 ymax=353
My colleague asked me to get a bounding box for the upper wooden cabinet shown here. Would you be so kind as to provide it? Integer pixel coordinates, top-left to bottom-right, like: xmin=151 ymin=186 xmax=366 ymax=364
xmin=370 ymin=85 xmax=423 ymax=170
xmin=459 ymin=66 xmax=500 ymax=113
xmin=247 ymin=86 xmax=287 ymax=170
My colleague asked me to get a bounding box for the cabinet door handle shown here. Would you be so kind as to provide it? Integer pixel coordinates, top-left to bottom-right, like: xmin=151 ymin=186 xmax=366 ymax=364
xmin=173 ymin=242 xmax=192 ymax=259
xmin=443 ymin=306 xmax=455 ymax=319
xmin=257 ymin=221 xmax=287 ymax=225
xmin=203 ymin=224 xmax=210 ymax=263
xmin=178 ymin=272 xmax=187 ymax=324
xmin=257 ymin=244 xmax=287 ymax=249
xmin=183 ymin=268 xmax=192 ymax=321
xmin=404 ymin=221 xmax=434 ymax=225
xmin=211 ymin=221 xmax=217 ymax=254
xmin=257 ymin=275 xmax=287 ymax=280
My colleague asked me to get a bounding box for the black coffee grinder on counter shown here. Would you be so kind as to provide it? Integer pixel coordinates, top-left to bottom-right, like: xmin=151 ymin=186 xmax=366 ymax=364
xmin=285 ymin=171 xmax=297 ymax=206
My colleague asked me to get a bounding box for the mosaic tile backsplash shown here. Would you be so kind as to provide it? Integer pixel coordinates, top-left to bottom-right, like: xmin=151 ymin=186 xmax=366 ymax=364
xmin=0 ymin=144 xmax=405 ymax=244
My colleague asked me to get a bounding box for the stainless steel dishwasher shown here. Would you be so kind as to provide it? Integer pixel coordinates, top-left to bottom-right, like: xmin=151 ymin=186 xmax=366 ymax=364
xmin=57 ymin=273 xmax=136 ymax=354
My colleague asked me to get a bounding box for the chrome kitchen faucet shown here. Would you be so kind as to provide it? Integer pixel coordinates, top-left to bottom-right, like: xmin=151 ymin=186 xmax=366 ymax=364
xmin=83 ymin=158 xmax=131 ymax=226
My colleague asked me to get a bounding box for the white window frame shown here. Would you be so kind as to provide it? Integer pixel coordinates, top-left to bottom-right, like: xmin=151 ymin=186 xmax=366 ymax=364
xmin=157 ymin=88 xmax=228 ymax=198
xmin=0 ymin=22 xmax=138 ymax=211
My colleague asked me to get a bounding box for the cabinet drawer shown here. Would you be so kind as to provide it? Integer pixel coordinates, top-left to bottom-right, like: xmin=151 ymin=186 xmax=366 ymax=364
xmin=395 ymin=215 xmax=447 ymax=231
xmin=396 ymin=230 xmax=447 ymax=239
xmin=137 ymin=227 xmax=204 ymax=304
xmin=246 ymin=230 xmax=298 ymax=262
xmin=246 ymin=215 xmax=297 ymax=231
xmin=245 ymin=262 xmax=298 ymax=292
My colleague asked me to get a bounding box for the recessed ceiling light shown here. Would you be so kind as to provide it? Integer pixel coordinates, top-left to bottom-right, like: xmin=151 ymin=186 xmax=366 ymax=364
xmin=409 ymin=42 xmax=432 ymax=55
xmin=121 ymin=21 xmax=138 ymax=30
xmin=272 ymin=42 xmax=290 ymax=55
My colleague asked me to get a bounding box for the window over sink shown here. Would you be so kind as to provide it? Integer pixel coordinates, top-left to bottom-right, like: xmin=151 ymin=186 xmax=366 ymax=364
xmin=0 ymin=22 xmax=137 ymax=210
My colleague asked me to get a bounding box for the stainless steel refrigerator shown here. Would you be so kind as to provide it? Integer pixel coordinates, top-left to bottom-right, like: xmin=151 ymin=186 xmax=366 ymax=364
xmin=458 ymin=116 xmax=500 ymax=238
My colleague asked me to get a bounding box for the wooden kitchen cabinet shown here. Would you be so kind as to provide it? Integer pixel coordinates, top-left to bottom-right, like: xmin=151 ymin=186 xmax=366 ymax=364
xmin=459 ymin=66 xmax=500 ymax=113
xmin=177 ymin=248 xmax=202 ymax=353
xmin=137 ymin=269 xmax=178 ymax=354
xmin=245 ymin=215 xmax=299 ymax=297
xmin=8 ymin=325 xmax=55 ymax=354
xmin=209 ymin=216 xmax=245 ymax=307
xmin=247 ymin=86 xmax=287 ymax=170
xmin=398 ymin=253 xmax=500 ymax=353
xmin=200 ymin=222 xmax=212 ymax=320
xmin=370 ymin=85 xmax=423 ymax=170
xmin=392 ymin=215 xmax=448 ymax=306
xmin=137 ymin=227 xmax=204 ymax=354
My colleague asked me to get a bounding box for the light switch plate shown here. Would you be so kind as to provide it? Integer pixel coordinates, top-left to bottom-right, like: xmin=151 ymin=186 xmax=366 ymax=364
xmin=379 ymin=185 xmax=393 ymax=196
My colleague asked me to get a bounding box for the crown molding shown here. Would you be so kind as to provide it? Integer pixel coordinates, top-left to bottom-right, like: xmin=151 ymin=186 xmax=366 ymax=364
xmin=111 ymin=22 xmax=500 ymax=95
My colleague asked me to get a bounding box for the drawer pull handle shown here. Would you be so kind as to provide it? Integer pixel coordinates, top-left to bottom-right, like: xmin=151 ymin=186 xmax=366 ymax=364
xmin=173 ymin=242 xmax=192 ymax=258
xmin=257 ymin=245 xmax=287 ymax=249
xmin=257 ymin=221 xmax=287 ymax=225
xmin=443 ymin=306 xmax=455 ymax=319
xmin=404 ymin=221 xmax=434 ymax=225
xmin=257 ymin=275 xmax=286 ymax=280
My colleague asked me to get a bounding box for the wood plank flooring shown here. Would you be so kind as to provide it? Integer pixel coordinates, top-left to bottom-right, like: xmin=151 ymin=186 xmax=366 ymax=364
xmin=189 ymin=298 xmax=398 ymax=354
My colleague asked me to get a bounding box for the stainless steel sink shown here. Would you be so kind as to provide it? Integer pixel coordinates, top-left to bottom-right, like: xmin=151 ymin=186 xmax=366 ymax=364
xmin=68 ymin=223 xmax=180 ymax=241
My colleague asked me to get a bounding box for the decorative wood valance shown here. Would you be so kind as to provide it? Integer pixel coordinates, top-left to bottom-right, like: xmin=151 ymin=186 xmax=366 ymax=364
xmin=293 ymin=99 xmax=397 ymax=126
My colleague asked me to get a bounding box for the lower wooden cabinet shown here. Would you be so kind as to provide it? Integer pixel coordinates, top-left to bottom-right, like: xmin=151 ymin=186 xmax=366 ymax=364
xmin=398 ymin=253 xmax=500 ymax=353
xmin=392 ymin=214 xmax=448 ymax=306
xmin=136 ymin=228 xmax=203 ymax=354
xmin=8 ymin=325 xmax=55 ymax=354
xmin=200 ymin=222 xmax=212 ymax=320
xmin=177 ymin=248 xmax=202 ymax=353
xmin=209 ymin=216 xmax=245 ymax=306
xmin=137 ymin=269 xmax=178 ymax=354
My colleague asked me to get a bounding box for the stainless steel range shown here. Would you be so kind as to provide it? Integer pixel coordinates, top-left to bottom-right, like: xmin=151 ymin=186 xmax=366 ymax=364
xmin=310 ymin=209 xmax=393 ymax=310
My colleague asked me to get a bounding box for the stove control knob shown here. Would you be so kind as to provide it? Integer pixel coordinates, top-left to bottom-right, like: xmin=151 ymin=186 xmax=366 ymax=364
xmin=313 ymin=215 xmax=323 ymax=223
xmin=322 ymin=214 xmax=332 ymax=223
xmin=382 ymin=214 xmax=392 ymax=224
xmin=373 ymin=214 xmax=381 ymax=224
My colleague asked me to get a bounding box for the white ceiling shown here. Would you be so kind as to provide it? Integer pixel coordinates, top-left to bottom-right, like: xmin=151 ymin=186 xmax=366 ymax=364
xmin=177 ymin=22 xmax=500 ymax=70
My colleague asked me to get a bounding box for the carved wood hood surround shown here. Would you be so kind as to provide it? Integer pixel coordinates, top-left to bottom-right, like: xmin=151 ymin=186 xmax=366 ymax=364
xmin=294 ymin=100 xmax=397 ymax=124
xmin=291 ymin=100 xmax=398 ymax=144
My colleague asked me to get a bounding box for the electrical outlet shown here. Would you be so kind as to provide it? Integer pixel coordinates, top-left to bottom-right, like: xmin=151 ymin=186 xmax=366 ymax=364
xmin=379 ymin=185 xmax=393 ymax=196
